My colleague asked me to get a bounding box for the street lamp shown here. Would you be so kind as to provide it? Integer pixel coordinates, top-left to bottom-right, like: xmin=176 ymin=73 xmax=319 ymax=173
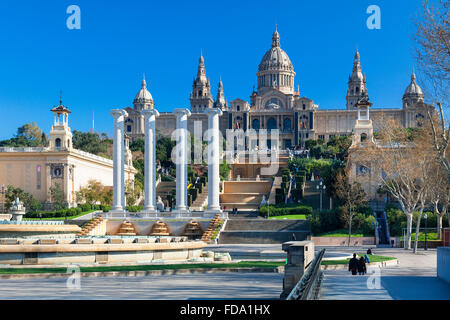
xmin=424 ymin=213 xmax=428 ymax=251
xmin=316 ymin=181 xmax=326 ymax=211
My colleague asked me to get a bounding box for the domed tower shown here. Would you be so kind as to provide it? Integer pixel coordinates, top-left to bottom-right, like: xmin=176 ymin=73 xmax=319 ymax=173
xmin=402 ymin=70 xmax=424 ymax=109
xmin=257 ymin=26 xmax=295 ymax=95
xmin=133 ymin=74 xmax=154 ymax=111
xmin=49 ymin=95 xmax=72 ymax=151
xmin=190 ymin=53 xmax=213 ymax=113
xmin=346 ymin=49 xmax=368 ymax=109
xmin=123 ymin=74 xmax=154 ymax=140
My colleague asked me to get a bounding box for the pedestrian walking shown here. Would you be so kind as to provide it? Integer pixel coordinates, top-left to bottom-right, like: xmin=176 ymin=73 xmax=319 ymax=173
xmin=348 ymin=253 xmax=359 ymax=275
xmin=358 ymin=256 xmax=367 ymax=275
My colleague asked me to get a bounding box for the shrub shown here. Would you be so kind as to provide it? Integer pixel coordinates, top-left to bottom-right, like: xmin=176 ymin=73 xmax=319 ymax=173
xmin=260 ymin=204 xmax=312 ymax=217
xmin=282 ymin=175 xmax=289 ymax=183
xmin=78 ymin=203 xmax=92 ymax=212
xmin=126 ymin=205 xmax=143 ymax=212
xmin=101 ymin=205 xmax=112 ymax=212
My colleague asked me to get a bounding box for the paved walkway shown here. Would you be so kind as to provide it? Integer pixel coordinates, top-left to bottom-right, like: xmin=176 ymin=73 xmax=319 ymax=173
xmin=0 ymin=273 xmax=283 ymax=300
xmin=320 ymin=249 xmax=450 ymax=300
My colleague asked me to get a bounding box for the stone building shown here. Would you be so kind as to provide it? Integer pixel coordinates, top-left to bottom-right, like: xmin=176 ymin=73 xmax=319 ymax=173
xmin=0 ymin=101 xmax=136 ymax=208
xmin=123 ymin=26 xmax=430 ymax=149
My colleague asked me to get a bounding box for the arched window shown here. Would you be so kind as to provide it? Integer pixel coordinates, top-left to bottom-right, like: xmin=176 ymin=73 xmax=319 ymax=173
xmin=236 ymin=105 xmax=240 ymax=111
xmin=252 ymin=119 xmax=260 ymax=130
xmin=355 ymin=87 xmax=360 ymax=94
xmin=267 ymin=118 xmax=277 ymax=131
xmin=55 ymin=138 xmax=61 ymax=149
xmin=361 ymin=133 xmax=367 ymax=142
xmin=199 ymin=90 xmax=202 ymax=97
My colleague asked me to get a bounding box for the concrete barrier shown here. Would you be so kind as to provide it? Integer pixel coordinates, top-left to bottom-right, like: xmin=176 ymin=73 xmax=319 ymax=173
xmin=437 ymin=247 xmax=450 ymax=284
xmin=311 ymin=236 xmax=376 ymax=246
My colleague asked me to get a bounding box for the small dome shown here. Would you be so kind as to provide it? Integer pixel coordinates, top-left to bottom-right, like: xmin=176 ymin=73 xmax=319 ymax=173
xmin=404 ymin=72 xmax=423 ymax=96
xmin=134 ymin=75 xmax=153 ymax=102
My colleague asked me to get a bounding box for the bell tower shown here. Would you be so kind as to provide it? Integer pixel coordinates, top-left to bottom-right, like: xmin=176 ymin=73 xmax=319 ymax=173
xmin=190 ymin=52 xmax=213 ymax=113
xmin=49 ymin=95 xmax=73 ymax=151
xmin=346 ymin=49 xmax=368 ymax=109
xmin=351 ymin=90 xmax=374 ymax=147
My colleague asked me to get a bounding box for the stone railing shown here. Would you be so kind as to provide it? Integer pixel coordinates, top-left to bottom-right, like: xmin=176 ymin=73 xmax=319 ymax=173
xmin=285 ymin=249 xmax=326 ymax=300
xmin=0 ymin=220 xmax=64 ymax=225
xmin=0 ymin=147 xmax=47 ymax=152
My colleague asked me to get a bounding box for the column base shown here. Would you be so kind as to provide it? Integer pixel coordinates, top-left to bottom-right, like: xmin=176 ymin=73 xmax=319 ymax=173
xmin=204 ymin=208 xmax=223 ymax=215
xmin=172 ymin=208 xmax=190 ymax=215
xmin=141 ymin=208 xmax=158 ymax=214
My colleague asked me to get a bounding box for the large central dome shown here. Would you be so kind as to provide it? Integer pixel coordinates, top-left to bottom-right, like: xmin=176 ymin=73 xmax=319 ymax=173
xmin=256 ymin=26 xmax=295 ymax=95
xmin=258 ymin=28 xmax=294 ymax=72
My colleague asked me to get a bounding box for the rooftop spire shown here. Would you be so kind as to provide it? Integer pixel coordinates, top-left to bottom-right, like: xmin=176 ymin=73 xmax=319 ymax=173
xmin=142 ymin=73 xmax=147 ymax=88
xmin=272 ymin=25 xmax=280 ymax=48
xmin=196 ymin=51 xmax=207 ymax=82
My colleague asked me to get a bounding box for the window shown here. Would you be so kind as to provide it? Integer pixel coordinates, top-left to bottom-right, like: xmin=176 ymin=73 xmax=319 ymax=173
xmin=267 ymin=118 xmax=277 ymax=130
xmin=283 ymin=118 xmax=292 ymax=131
xmin=302 ymin=104 xmax=306 ymax=110
xmin=236 ymin=105 xmax=240 ymax=111
xmin=252 ymin=119 xmax=260 ymax=130
xmin=36 ymin=165 xmax=41 ymax=190
xmin=55 ymin=138 xmax=61 ymax=149
xmin=318 ymin=135 xmax=325 ymax=140
xmin=361 ymin=133 xmax=367 ymax=142
xmin=199 ymin=90 xmax=202 ymax=97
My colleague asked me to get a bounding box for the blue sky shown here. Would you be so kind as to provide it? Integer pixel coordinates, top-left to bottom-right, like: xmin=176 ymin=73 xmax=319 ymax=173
xmin=0 ymin=0 xmax=426 ymax=139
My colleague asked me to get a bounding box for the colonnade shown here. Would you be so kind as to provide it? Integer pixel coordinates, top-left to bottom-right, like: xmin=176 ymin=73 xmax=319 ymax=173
xmin=110 ymin=108 xmax=222 ymax=215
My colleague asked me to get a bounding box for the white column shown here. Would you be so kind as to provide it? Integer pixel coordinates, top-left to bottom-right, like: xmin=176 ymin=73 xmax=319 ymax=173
xmin=141 ymin=109 xmax=160 ymax=213
xmin=205 ymin=108 xmax=223 ymax=213
xmin=173 ymin=108 xmax=191 ymax=213
xmin=110 ymin=109 xmax=128 ymax=213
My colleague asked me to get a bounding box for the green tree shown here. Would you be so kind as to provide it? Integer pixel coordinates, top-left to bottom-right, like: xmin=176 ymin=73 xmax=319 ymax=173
xmin=50 ymin=183 xmax=66 ymax=210
xmin=4 ymin=185 xmax=42 ymax=212
xmin=72 ymin=130 xmax=112 ymax=156
xmin=334 ymin=170 xmax=368 ymax=246
xmin=0 ymin=122 xmax=48 ymax=147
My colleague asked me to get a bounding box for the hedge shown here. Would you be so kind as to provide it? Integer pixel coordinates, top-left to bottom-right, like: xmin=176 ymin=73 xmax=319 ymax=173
xmin=259 ymin=204 xmax=313 ymax=217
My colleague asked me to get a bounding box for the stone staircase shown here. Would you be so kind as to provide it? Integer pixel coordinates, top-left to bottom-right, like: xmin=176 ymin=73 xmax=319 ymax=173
xmin=200 ymin=214 xmax=223 ymax=243
xmin=219 ymin=219 xmax=311 ymax=244
xmin=77 ymin=215 xmax=106 ymax=236
xmin=190 ymin=183 xmax=208 ymax=211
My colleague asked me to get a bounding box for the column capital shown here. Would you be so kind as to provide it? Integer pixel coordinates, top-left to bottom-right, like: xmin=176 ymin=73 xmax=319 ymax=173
xmin=142 ymin=108 xmax=160 ymax=118
xmin=173 ymin=108 xmax=191 ymax=117
xmin=110 ymin=109 xmax=128 ymax=118
xmin=205 ymin=108 xmax=223 ymax=117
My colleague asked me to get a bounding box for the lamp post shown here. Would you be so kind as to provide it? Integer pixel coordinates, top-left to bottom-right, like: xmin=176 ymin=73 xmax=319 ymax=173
xmin=424 ymin=213 xmax=428 ymax=251
xmin=316 ymin=181 xmax=326 ymax=211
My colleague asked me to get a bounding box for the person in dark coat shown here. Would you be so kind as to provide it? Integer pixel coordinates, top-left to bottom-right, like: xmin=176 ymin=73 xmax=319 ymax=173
xmin=358 ymin=256 xmax=367 ymax=275
xmin=348 ymin=253 xmax=359 ymax=275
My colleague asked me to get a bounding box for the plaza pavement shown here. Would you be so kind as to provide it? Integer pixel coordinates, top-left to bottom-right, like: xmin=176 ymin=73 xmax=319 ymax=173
xmin=0 ymin=272 xmax=283 ymax=300
xmin=0 ymin=244 xmax=448 ymax=300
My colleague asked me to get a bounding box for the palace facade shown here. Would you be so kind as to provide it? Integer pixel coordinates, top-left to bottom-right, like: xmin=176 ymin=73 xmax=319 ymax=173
xmin=0 ymin=103 xmax=136 ymax=208
xmin=124 ymin=27 xmax=430 ymax=148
